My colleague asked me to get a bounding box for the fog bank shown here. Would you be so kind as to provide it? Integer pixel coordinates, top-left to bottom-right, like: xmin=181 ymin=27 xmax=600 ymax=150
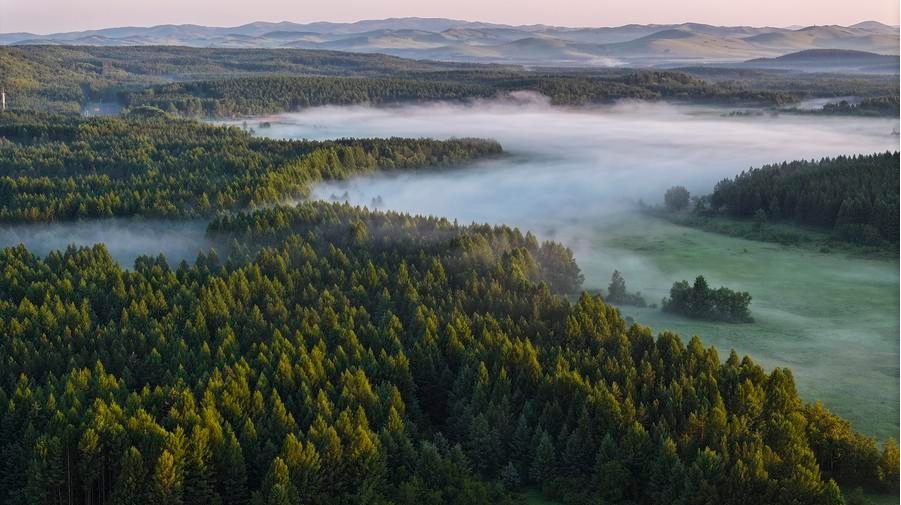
xmin=0 ymin=219 xmax=216 ymax=267
xmin=259 ymin=101 xmax=898 ymax=282
xmin=259 ymin=100 xmax=898 ymax=230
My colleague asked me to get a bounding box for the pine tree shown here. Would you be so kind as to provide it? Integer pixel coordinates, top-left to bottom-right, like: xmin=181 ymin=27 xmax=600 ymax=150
xmin=593 ymin=434 xmax=628 ymax=504
xmin=821 ymin=479 xmax=844 ymax=505
xmin=184 ymin=425 xmax=217 ymax=505
xmin=510 ymin=413 xmax=533 ymax=478
xmin=151 ymin=450 xmax=184 ymax=505
xmin=607 ymin=270 xmax=627 ymax=302
xmin=112 ymin=447 xmax=146 ymax=504
xmin=500 ymin=462 xmax=520 ymax=490
xmin=281 ymin=433 xmax=321 ymax=497
xmin=261 ymin=457 xmax=297 ymax=505
xmin=217 ymin=428 xmax=249 ymax=505
xmin=879 ymin=438 xmax=899 ymax=492
xmin=647 ymin=436 xmax=685 ymax=505
xmin=530 ymin=431 xmax=555 ymax=486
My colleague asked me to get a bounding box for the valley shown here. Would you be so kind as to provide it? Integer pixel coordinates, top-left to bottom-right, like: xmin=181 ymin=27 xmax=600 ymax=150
xmin=0 ymin=11 xmax=898 ymax=502
xmin=271 ymin=101 xmax=901 ymax=440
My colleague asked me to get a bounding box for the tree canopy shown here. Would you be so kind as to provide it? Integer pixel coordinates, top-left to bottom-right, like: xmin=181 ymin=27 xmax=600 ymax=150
xmin=662 ymin=275 xmax=753 ymax=323
xmin=604 ymin=270 xmax=648 ymax=307
xmin=664 ymin=186 xmax=691 ymax=212
xmin=709 ymin=152 xmax=900 ymax=245
xmin=0 ymin=112 xmax=500 ymax=222
xmin=0 ymin=202 xmax=895 ymax=505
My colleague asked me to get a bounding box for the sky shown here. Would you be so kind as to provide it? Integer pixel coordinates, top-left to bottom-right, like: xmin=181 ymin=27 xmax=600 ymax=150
xmin=1 ymin=0 xmax=899 ymax=34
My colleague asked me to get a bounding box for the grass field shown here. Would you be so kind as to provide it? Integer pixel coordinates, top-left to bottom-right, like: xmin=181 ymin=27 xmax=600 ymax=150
xmin=576 ymin=214 xmax=899 ymax=442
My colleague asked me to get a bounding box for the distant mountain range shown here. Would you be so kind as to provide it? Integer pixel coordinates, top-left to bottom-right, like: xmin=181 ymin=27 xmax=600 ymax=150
xmin=2 ymin=17 xmax=898 ymax=68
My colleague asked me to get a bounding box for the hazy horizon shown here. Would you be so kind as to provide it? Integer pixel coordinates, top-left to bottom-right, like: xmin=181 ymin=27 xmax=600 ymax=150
xmin=2 ymin=0 xmax=898 ymax=35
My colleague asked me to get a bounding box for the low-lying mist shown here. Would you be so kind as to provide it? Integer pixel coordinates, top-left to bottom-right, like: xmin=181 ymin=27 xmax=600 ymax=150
xmin=259 ymin=99 xmax=899 ymax=439
xmin=259 ymin=99 xmax=898 ymax=231
xmin=0 ymin=219 xmax=215 ymax=267
xmin=261 ymin=100 xmax=897 ymax=283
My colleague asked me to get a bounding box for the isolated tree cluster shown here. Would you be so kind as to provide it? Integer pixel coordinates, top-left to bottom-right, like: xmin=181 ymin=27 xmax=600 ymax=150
xmin=662 ymin=275 xmax=753 ymax=323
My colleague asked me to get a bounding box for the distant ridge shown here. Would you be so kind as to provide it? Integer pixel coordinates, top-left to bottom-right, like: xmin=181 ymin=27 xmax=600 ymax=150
xmin=743 ymin=48 xmax=899 ymax=73
xmin=749 ymin=48 xmax=892 ymax=60
xmin=2 ymin=18 xmax=898 ymax=68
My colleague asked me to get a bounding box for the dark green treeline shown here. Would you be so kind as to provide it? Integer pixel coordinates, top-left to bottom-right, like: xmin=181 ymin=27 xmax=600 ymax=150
xmin=0 ymin=111 xmax=501 ymax=222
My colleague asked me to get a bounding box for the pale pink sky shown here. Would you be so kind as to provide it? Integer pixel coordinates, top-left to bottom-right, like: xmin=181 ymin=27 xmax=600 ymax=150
xmin=1 ymin=0 xmax=898 ymax=34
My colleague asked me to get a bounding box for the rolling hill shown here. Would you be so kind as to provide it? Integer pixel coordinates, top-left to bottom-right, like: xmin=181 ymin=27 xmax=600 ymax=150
xmin=743 ymin=48 xmax=900 ymax=73
xmin=745 ymin=25 xmax=898 ymax=54
xmin=601 ymin=29 xmax=769 ymax=60
xmin=2 ymin=18 xmax=898 ymax=68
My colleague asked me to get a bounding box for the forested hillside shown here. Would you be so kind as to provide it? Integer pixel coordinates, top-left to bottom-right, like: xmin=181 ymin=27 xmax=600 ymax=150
xmin=7 ymin=46 xmax=899 ymax=116
xmin=708 ymin=152 xmax=900 ymax=245
xmin=0 ymin=45 xmax=489 ymax=113
xmin=0 ymin=201 xmax=896 ymax=505
xmin=0 ymin=111 xmax=501 ymax=221
xmin=120 ymin=76 xmax=497 ymax=117
xmin=118 ymin=71 xmax=802 ymax=116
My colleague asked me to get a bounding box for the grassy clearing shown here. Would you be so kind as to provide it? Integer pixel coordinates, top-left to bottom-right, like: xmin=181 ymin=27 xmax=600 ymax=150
xmin=577 ymin=214 xmax=899 ymax=441
xmin=655 ymin=210 xmax=898 ymax=260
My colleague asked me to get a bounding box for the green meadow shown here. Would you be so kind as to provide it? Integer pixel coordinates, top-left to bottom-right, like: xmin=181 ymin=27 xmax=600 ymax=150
xmin=577 ymin=214 xmax=899 ymax=441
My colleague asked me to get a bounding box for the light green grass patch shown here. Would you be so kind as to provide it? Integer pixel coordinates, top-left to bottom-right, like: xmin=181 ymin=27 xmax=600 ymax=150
xmin=577 ymin=214 xmax=899 ymax=441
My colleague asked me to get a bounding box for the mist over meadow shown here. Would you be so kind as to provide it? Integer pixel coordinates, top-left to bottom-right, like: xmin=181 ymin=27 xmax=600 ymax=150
xmin=257 ymin=99 xmax=900 ymax=439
